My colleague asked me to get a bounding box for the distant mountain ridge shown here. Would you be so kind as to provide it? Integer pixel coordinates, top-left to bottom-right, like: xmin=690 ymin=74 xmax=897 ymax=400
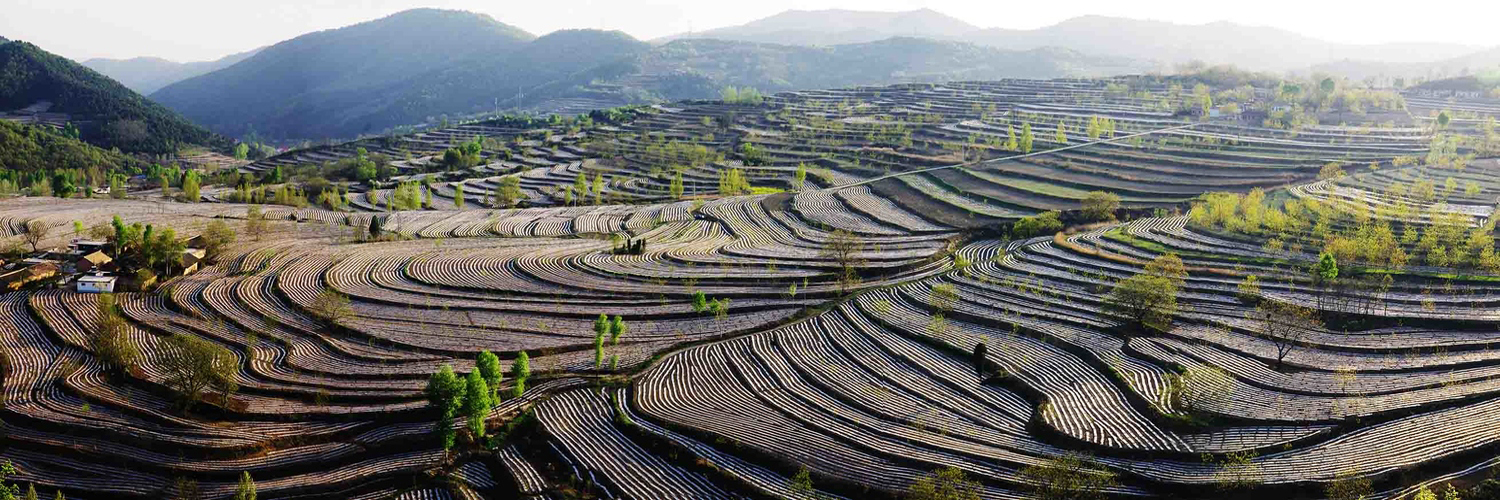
xmin=665 ymin=10 xmax=1480 ymax=72
xmin=84 ymin=48 xmax=261 ymax=95
xmin=0 ymin=40 xmax=225 ymax=154
xmin=147 ymin=8 xmax=1146 ymax=142
xmin=657 ymin=8 xmax=978 ymax=46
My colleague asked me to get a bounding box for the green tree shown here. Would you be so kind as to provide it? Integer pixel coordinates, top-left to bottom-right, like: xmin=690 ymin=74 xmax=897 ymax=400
xmin=669 ymin=172 xmax=685 ymax=199
xmin=425 ymin=365 xmax=466 ymax=453
xmin=233 ymin=143 xmax=249 ymax=160
xmin=593 ymin=173 xmax=605 ymax=205
xmin=1019 ymin=123 xmax=1034 ymax=154
xmin=0 ymin=461 xmax=18 ymax=500
xmin=511 ymin=351 xmax=530 ymax=398
xmin=1103 ymin=272 xmax=1178 ymax=334
xmin=1332 ymin=468 xmax=1374 ymax=498
xmin=182 ymin=173 xmax=200 ymax=202
xmin=310 ymin=288 xmax=353 ymax=324
xmin=609 ymin=315 xmax=626 ymax=344
xmin=452 ymin=183 xmax=465 ymax=209
xmin=91 ymin=294 xmax=140 ymax=372
xmin=906 ymin=467 xmax=981 ymax=500
xmin=1020 ymin=453 xmax=1117 ymax=500
xmin=23 ymin=484 xmax=34 ymax=500
xmin=233 ymin=472 xmax=256 ymax=500
xmin=200 ymin=219 xmax=236 ymax=261
xmin=161 ymin=333 xmax=239 ymax=410
xmin=788 ymin=466 xmax=816 ymax=499
xmin=1080 ymin=191 xmax=1120 ymax=222
xmin=574 ymin=172 xmax=589 ymax=201
xmin=1316 ymin=252 xmax=1339 ymax=285
xmin=246 ymin=205 xmax=267 ymax=241
xmin=594 ymin=323 xmax=606 ymax=368
xmin=794 ymin=163 xmax=808 ymax=191
xmin=462 ymin=370 xmax=492 ymax=438
xmin=476 ymin=350 xmax=504 ymax=403
xmin=1054 ymin=123 xmax=1068 ymax=144
xmin=1012 ymin=211 xmax=1062 ymax=238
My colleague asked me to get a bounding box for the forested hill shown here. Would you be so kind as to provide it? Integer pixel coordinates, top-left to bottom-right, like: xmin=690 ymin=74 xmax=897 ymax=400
xmin=0 ymin=41 xmax=227 ymax=155
xmin=0 ymin=119 xmax=142 ymax=175
xmin=150 ymin=8 xmax=538 ymax=141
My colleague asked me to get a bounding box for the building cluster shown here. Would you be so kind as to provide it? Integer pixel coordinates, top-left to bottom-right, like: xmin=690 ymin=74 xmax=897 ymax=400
xmin=0 ymin=236 xmax=207 ymax=293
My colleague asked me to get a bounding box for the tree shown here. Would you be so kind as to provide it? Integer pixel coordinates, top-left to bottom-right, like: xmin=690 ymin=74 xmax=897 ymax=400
xmin=906 ymin=467 xmax=981 ymax=500
xmin=1320 ymin=77 xmax=1336 ymax=95
xmin=609 ymin=315 xmax=626 ymax=345
xmin=574 ymin=172 xmax=589 ymax=201
xmin=1080 ymin=191 xmax=1120 ymax=222
xmin=233 ymin=472 xmax=256 ymax=500
xmin=1019 ymin=454 xmax=1117 ymax=500
xmin=1332 ymin=468 xmax=1374 ymax=498
xmin=22 ymin=484 xmax=33 ymax=500
xmin=310 ymin=288 xmax=353 ymax=324
xmin=476 ymin=350 xmax=504 ymax=403
xmin=368 ymin=215 xmax=383 ymax=238
xmin=22 ymin=220 xmax=47 ymax=252
xmin=794 ymin=163 xmax=808 ymax=191
xmin=669 ymin=172 xmax=685 ymax=199
xmin=161 ymin=333 xmax=239 ymax=410
xmin=1437 ymin=111 xmax=1451 ymax=129
xmin=182 ymin=174 xmax=200 ymax=202
xmin=1316 ymin=252 xmax=1339 ymax=285
xmin=1169 ymin=365 xmax=1234 ymax=412
xmin=0 ymin=461 xmax=18 ymax=500
xmin=972 ymin=342 xmax=989 ymax=377
xmin=1054 ymin=123 xmax=1068 ymax=144
xmin=92 ymin=294 xmax=140 ymax=373
xmin=788 ymin=466 xmax=816 ymax=499
xmin=245 ymin=206 xmax=267 ymax=241
xmin=233 ymin=143 xmax=249 ymax=160
xmin=821 ymin=230 xmax=864 ymax=294
xmin=452 ymin=183 xmax=465 ymax=209
xmin=426 ymin=365 xmax=465 ymax=453
xmin=1319 ymin=162 xmax=1347 ymax=180
xmin=594 ymin=322 xmax=606 ymax=368
xmin=462 ymin=370 xmax=492 ymax=438
xmin=1019 ymin=123 xmax=1035 ymax=153
xmin=1103 ymin=273 xmax=1178 ymax=334
xmin=930 ymin=283 xmax=959 ymax=312
xmin=1256 ymin=301 xmax=1320 ymax=370
xmin=201 ymin=219 xmax=236 ymax=261
xmin=593 ymin=173 xmax=605 ymax=205
xmin=1013 ymin=211 xmax=1063 ymax=238
xmin=511 ymin=351 xmax=530 ymax=398
xmin=1236 ymin=275 xmax=1261 ymax=304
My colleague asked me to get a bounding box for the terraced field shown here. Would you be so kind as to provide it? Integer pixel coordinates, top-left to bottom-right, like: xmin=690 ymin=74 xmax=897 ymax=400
xmin=1 ymin=78 xmax=1497 ymax=499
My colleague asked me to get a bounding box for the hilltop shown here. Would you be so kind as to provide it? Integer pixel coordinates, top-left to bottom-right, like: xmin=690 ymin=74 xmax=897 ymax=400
xmin=150 ymin=8 xmax=538 ymax=141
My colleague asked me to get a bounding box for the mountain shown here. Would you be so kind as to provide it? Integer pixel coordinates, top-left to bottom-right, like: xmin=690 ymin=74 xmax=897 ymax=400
xmin=0 ymin=40 xmax=226 ymax=154
xmin=962 ymin=16 xmax=1479 ymax=72
xmin=151 ymin=8 xmax=537 ymax=141
xmin=659 ymin=8 xmax=978 ymax=46
xmin=1310 ymin=46 xmax=1500 ymax=83
xmin=608 ymin=38 xmax=1138 ymax=99
xmin=84 ymin=48 xmax=261 ymax=95
xmin=664 ymin=11 xmax=1478 ymax=73
xmin=149 ymin=9 xmax=1146 ymax=142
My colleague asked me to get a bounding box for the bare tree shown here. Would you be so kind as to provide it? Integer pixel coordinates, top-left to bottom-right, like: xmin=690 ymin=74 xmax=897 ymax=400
xmin=821 ymin=229 xmax=864 ymax=294
xmin=1253 ymin=301 xmax=1321 ymax=370
xmin=23 ymin=220 xmax=48 ymax=252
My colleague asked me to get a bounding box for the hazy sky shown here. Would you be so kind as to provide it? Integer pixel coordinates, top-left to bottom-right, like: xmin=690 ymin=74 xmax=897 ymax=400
xmin=6 ymin=0 xmax=1498 ymax=62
